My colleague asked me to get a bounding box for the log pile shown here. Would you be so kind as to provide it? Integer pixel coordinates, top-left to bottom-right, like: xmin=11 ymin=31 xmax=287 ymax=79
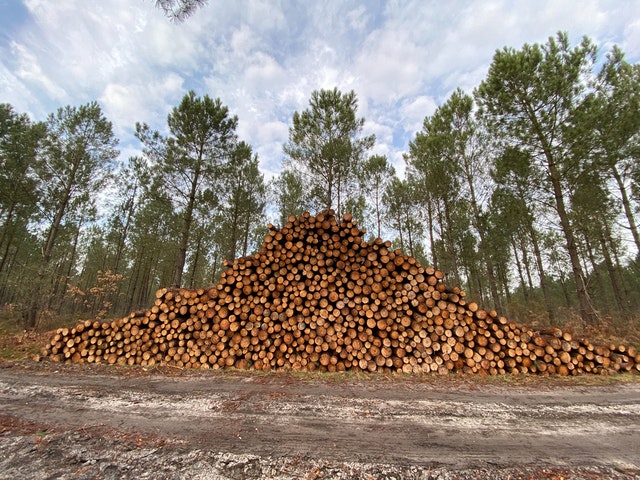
xmin=42 ymin=210 xmax=640 ymax=375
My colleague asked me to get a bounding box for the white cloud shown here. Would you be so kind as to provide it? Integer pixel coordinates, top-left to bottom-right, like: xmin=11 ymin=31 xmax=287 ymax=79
xmin=100 ymin=72 xmax=185 ymax=137
xmin=347 ymin=5 xmax=369 ymax=32
xmin=354 ymin=28 xmax=423 ymax=103
xmin=10 ymin=40 xmax=67 ymax=101
xmin=254 ymin=120 xmax=289 ymax=146
xmin=0 ymin=61 xmax=45 ymax=119
xmin=255 ymin=2 xmax=287 ymax=32
xmin=231 ymin=24 xmax=256 ymax=57
xmin=244 ymin=53 xmax=288 ymax=93
xmin=117 ymin=145 xmax=144 ymax=165
xmin=370 ymin=142 xmax=392 ymax=162
xmin=389 ymin=149 xmax=407 ymax=179
xmin=623 ymin=19 xmax=640 ymax=59
xmin=363 ymin=120 xmax=393 ymax=146
xmin=399 ymin=96 xmax=437 ymax=137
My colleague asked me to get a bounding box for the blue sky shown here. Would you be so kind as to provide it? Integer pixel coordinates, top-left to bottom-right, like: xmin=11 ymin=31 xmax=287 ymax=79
xmin=1 ymin=0 xmax=639 ymax=180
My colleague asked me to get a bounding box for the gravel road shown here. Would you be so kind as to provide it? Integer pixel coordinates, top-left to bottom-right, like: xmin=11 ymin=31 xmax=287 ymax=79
xmin=1 ymin=362 xmax=639 ymax=479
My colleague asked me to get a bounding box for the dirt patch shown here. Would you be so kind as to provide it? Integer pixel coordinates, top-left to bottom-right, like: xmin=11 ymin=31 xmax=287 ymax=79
xmin=1 ymin=360 xmax=639 ymax=479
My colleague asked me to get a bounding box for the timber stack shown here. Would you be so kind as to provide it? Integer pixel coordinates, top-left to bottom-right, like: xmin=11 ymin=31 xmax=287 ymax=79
xmin=42 ymin=210 xmax=640 ymax=375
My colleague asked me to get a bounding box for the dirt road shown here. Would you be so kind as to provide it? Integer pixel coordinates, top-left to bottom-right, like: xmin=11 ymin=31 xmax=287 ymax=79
xmin=1 ymin=362 xmax=639 ymax=479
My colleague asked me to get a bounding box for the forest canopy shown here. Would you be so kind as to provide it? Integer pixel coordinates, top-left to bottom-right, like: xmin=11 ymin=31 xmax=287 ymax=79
xmin=1 ymin=32 xmax=639 ymax=329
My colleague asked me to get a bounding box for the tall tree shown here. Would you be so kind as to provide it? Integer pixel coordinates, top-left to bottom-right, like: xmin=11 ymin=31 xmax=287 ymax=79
xmin=283 ymin=87 xmax=375 ymax=217
xmin=271 ymin=169 xmax=307 ymax=227
xmin=26 ymin=102 xmax=118 ymax=327
xmin=103 ymin=157 xmax=143 ymax=276
xmin=38 ymin=102 xmax=118 ymax=267
xmin=475 ymin=32 xmax=598 ymax=324
xmin=124 ymin=161 xmax=179 ymax=311
xmin=413 ymin=89 xmax=501 ymax=310
xmin=216 ymin=142 xmax=266 ymax=262
xmin=491 ymin=146 xmax=555 ymax=321
xmin=570 ymin=168 xmax=626 ymax=313
xmin=382 ymin=176 xmax=423 ymax=258
xmin=136 ymin=91 xmax=238 ymax=287
xmin=406 ymin=100 xmax=465 ymax=287
xmin=0 ymin=105 xmax=44 ymax=280
xmin=360 ymin=155 xmax=395 ymax=239
xmin=584 ymin=47 xmax=640 ymax=255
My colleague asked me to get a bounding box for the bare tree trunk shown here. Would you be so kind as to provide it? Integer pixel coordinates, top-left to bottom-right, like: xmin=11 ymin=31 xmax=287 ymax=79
xmin=511 ymin=238 xmax=530 ymax=304
xmin=612 ymin=165 xmax=640 ymax=254
xmin=463 ymin=159 xmax=501 ymax=311
xmin=0 ymin=196 xmax=18 ymax=274
xmin=188 ymin=235 xmax=202 ymax=289
xmin=543 ymin=147 xmax=595 ymax=323
xmin=26 ymin=158 xmax=80 ymax=328
xmin=599 ymin=226 xmax=625 ymax=312
xmin=426 ymin=200 xmax=437 ymax=270
xmin=443 ymin=200 xmax=461 ymax=287
xmin=174 ymin=167 xmax=201 ymax=287
xmin=518 ymin=236 xmax=535 ymax=299
xmin=114 ymin=187 xmax=137 ymax=274
xmin=584 ymin=233 xmax=608 ymax=313
xmin=528 ymin=225 xmax=554 ymax=322
xmin=0 ymin=220 xmax=15 ymax=278
xmin=375 ymin=189 xmax=382 ymax=239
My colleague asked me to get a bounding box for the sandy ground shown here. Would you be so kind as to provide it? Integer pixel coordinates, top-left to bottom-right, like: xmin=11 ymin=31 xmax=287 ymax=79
xmin=1 ymin=361 xmax=639 ymax=479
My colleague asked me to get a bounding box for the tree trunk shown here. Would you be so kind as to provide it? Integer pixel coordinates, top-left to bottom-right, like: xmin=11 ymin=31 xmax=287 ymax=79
xmin=599 ymin=227 xmax=625 ymax=312
xmin=426 ymin=199 xmax=438 ymax=270
xmin=226 ymin=196 xmax=241 ymax=263
xmin=463 ymin=157 xmax=501 ymax=312
xmin=607 ymin=225 xmax=633 ymax=309
xmin=114 ymin=187 xmax=137 ymax=275
xmin=559 ymin=274 xmax=572 ymax=309
xmin=325 ymin=158 xmax=334 ymax=212
xmin=520 ymin=97 xmax=595 ymax=324
xmin=404 ymin=211 xmax=414 ymax=257
xmin=584 ymin=233 xmax=608 ymax=313
xmin=375 ymin=188 xmax=382 ymax=239
xmin=174 ymin=166 xmax=201 ymax=287
xmin=511 ymin=238 xmax=530 ymax=304
xmin=241 ymin=213 xmax=251 ymax=257
xmin=125 ymin=249 xmax=144 ymax=313
xmin=188 ymin=235 xmax=202 ymax=289
xmin=528 ymin=223 xmax=554 ymax=322
xmin=530 ymin=115 xmax=595 ymax=323
xmin=520 ymin=238 xmax=535 ymax=299
xmin=0 ymin=217 xmax=16 ymax=278
xmin=25 ymin=155 xmax=80 ymax=328
xmin=551 ymin=171 xmax=594 ymax=321
xmin=443 ymin=200 xmax=461 ymax=287
xmin=0 ymin=198 xmax=17 ymax=273
xmin=612 ymin=165 xmax=640 ymax=254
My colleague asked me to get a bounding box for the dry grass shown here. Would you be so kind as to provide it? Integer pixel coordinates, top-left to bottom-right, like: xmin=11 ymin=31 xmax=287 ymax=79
xmin=0 ymin=329 xmax=52 ymax=360
xmin=0 ymin=305 xmax=117 ymax=360
xmin=547 ymin=310 xmax=640 ymax=349
xmin=0 ymin=310 xmax=57 ymax=360
xmin=516 ymin=305 xmax=640 ymax=349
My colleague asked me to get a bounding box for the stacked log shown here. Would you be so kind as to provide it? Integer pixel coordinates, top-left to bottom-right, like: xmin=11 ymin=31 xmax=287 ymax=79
xmin=42 ymin=210 xmax=640 ymax=375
